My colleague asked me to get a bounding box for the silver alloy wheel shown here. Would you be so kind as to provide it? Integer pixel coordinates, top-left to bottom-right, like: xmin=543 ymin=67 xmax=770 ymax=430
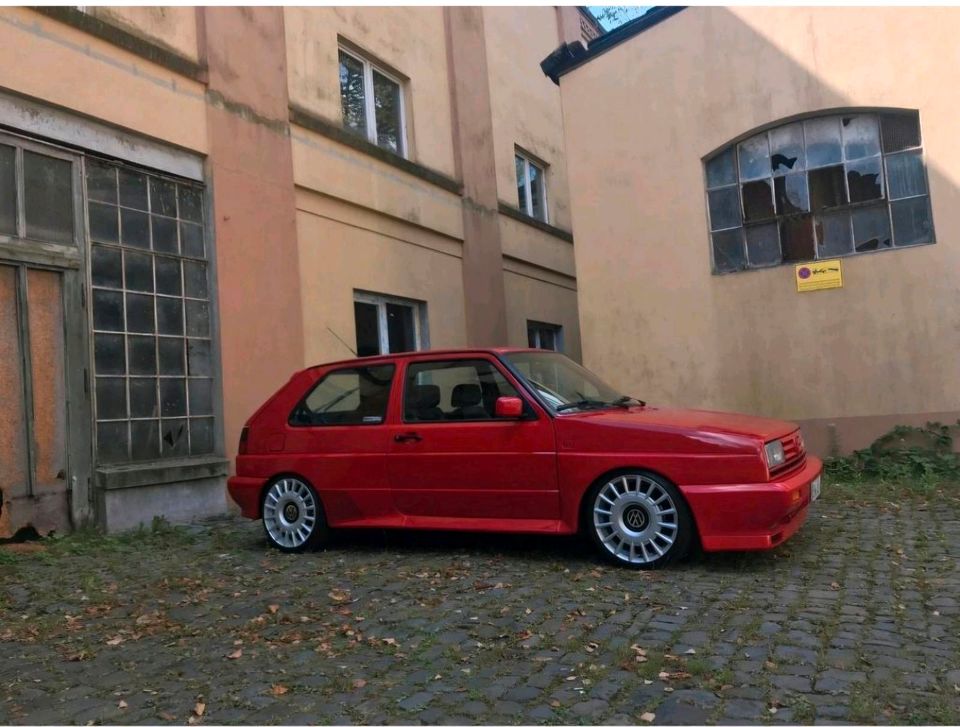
xmin=263 ymin=478 xmax=318 ymax=549
xmin=593 ymin=474 xmax=679 ymax=565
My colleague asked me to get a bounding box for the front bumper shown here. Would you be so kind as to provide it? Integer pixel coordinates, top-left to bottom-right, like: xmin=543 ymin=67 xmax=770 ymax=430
xmin=683 ymin=455 xmax=822 ymax=552
xmin=228 ymin=475 xmax=266 ymax=519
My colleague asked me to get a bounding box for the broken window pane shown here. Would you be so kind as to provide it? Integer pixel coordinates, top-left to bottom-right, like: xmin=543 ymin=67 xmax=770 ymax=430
xmin=746 ymin=223 xmax=780 ymax=266
xmin=24 ymin=151 xmax=74 ymax=244
xmin=880 ymin=112 xmax=921 ymax=154
xmin=774 ymin=174 xmax=809 ymax=215
xmin=708 ymin=187 xmax=741 ymax=230
xmin=711 ymin=229 xmax=745 ymax=272
xmin=815 ymin=210 xmax=852 ymax=257
xmin=780 ymin=215 xmax=816 ymax=262
xmin=852 ymin=206 xmax=892 ymax=252
xmin=841 ymin=115 xmax=881 ymax=160
xmin=846 ymin=156 xmax=883 ymax=203
xmin=161 ymin=419 xmax=188 ymax=457
xmin=804 ymin=117 xmax=842 ymax=169
xmin=808 ymin=165 xmax=847 ymax=209
xmin=92 ymin=245 xmax=122 ymax=288
xmin=373 ymin=70 xmax=402 ymax=155
xmin=741 ymin=179 xmax=774 ymax=222
xmin=89 ymin=202 xmax=119 ymax=244
xmin=769 ymin=123 xmax=804 ymax=176
xmin=339 ymin=51 xmax=367 ymax=137
xmin=891 ymin=196 xmax=933 ymax=246
xmin=0 ymin=145 xmax=15 ymax=236
xmin=885 ymin=150 xmax=927 ymax=200
xmin=706 ymin=147 xmax=736 ymax=188
xmin=737 ymin=133 xmax=770 ymax=181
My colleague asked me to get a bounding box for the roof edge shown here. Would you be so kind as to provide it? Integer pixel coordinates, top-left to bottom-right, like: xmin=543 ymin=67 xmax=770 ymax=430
xmin=541 ymin=6 xmax=687 ymax=84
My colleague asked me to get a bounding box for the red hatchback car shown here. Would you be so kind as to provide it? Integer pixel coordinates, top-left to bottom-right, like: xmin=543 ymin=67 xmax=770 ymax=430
xmin=228 ymin=349 xmax=822 ymax=568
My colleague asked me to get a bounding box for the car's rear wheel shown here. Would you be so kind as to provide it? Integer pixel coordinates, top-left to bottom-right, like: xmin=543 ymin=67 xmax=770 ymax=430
xmin=262 ymin=477 xmax=329 ymax=553
xmin=586 ymin=471 xmax=693 ymax=569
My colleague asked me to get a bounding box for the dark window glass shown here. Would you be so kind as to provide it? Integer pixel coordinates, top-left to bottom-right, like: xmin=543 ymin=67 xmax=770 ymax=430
xmin=705 ymin=147 xmax=736 ymax=188
xmin=774 ymin=174 xmax=809 ymax=215
xmin=780 ymin=216 xmax=816 ymax=262
xmin=160 ymin=378 xmax=187 ymax=417
xmin=852 ymin=206 xmax=892 ymax=252
xmin=93 ymin=289 xmax=124 ymax=331
xmin=515 ymin=155 xmax=527 ymax=213
xmin=97 ymin=421 xmax=128 ymax=464
xmin=157 ymin=297 xmax=184 ymax=336
xmin=155 ymin=256 xmax=182 ymax=296
xmin=808 ymin=165 xmax=847 ymax=210
xmin=152 ymin=215 xmax=178 ymax=254
xmin=127 ymin=335 xmax=157 ymax=375
xmin=185 ymin=300 xmax=210 ymax=337
xmin=190 ymin=417 xmax=215 ymax=455
xmin=95 ymin=377 xmax=127 ymax=420
xmin=892 ymin=197 xmax=933 ymax=246
xmin=86 ymin=160 xmax=117 ymax=204
xmin=126 ymin=292 xmax=155 ymax=334
xmin=24 ymin=151 xmax=74 ymax=244
xmin=121 ymin=208 xmax=150 ymax=249
xmin=161 ymin=420 xmax=188 ymax=457
xmin=180 ymin=222 xmax=204 ymax=258
xmin=886 ymin=151 xmax=927 ymax=200
xmin=89 ymin=202 xmax=119 ymax=244
xmin=712 ymin=229 xmax=745 ymax=273
xmin=880 ymin=112 xmax=921 ymax=154
xmin=354 ymin=301 xmax=380 ymax=357
xmin=183 ymin=260 xmax=207 ymax=298
xmin=124 ymin=250 xmax=153 ymax=292
xmin=741 ymin=179 xmax=774 ymax=222
xmin=529 ymin=163 xmax=546 ymax=222
xmin=339 ymin=51 xmax=367 ymax=136
xmin=150 ymin=178 xmax=178 ymax=217
xmin=815 ymin=211 xmax=852 ymax=257
xmin=130 ymin=419 xmax=160 ymax=460
xmin=119 ymin=169 xmax=148 ymax=210
xmin=373 ymin=70 xmax=402 ymax=155
xmin=745 ymin=223 xmax=781 ymax=266
xmin=0 ymin=145 xmax=16 ymax=236
xmin=188 ymin=378 xmax=213 ymax=416
xmin=178 ymin=185 xmax=203 ymax=223
xmin=129 ymin=378 xmax=158 ymax=418
xmin=187 ymin=339 xmax=211 ymax=376
xmin=386 ymin=303 xmax=415 ymax=353
xmin=94 ymin=333 xmax=125 ymax=375
xmin=292 ymin=364 xmax=395 ymax=426
xmin=846 ymin=157 xmax=883 ymax=203
xmin=708 ymin=187 xmax=740 ymax=230
xmin=92 ymin=245 xmax=122 ymax=288
xmin=158 ymin=337 xmax=185 ymax=375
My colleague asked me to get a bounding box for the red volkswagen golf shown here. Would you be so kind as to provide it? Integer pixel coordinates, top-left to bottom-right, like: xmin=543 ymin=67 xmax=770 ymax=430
xmin=228 ymin=349 xmax=821 ymax=568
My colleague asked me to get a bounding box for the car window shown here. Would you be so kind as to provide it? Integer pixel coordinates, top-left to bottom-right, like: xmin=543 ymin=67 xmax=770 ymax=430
xmin=404 ymin=359 xmax=521 ymax=422
xmin=290 ymin=364 xmax=394 ymax=426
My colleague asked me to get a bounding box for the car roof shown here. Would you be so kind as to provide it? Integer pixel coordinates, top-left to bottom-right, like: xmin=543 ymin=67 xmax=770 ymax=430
xmin=305 ymin=347 xmax=548 ymax=372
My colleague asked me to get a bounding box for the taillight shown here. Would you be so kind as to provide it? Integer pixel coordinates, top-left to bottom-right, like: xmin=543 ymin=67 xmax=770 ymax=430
xmin=238 ymin=426 xmax=249 ymax=455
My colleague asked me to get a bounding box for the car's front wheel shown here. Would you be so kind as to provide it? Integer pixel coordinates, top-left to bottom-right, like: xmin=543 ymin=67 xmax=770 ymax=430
xmin=262 ymin=477 xmax=329 ymax=553
xmin=586 ymin=471 xmax=693 ymax=568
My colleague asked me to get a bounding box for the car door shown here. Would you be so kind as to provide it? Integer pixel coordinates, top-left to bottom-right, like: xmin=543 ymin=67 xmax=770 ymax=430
xmin=388 ymin=355 xmax=560 ymax=524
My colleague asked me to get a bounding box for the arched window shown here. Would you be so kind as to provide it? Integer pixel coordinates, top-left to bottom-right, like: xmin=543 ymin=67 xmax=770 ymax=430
xmin=704 ymin=110 xmax=933 ymax=273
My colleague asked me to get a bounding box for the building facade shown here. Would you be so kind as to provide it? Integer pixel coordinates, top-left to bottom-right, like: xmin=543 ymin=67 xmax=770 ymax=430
xmin=544 ymin=6 xmax=960 ymax=456
xmin=0 ymin=6 xmax=599 ymax=537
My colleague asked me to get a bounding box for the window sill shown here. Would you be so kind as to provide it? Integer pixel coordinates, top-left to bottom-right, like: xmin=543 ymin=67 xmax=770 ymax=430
xmin=497 ymin=202 xmax=574 ymax=243
xmin=96 ymin=455 xmax=229 ymax=491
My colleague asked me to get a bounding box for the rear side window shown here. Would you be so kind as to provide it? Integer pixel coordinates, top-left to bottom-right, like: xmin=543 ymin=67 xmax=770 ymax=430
xmin=290 ymin=364 xmax=394 ymax=426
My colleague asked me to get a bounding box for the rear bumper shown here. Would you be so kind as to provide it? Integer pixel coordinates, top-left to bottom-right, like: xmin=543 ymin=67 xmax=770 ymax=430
xmin=684 ymin=456 xmax=822 ymax=552
xmin=227 ymin=476 xmax=265 ymax=519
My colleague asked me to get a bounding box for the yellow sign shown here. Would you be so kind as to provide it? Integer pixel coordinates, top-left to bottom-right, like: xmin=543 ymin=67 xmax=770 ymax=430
xmin=795 ymin=259 xmax=843 ymax=292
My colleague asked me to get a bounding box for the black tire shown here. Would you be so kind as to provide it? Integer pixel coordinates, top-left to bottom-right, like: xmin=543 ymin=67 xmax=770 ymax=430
xmin=583 ymin=470 xmax=694 ymax=569
xmin=261 ymin=476 xmax=330 ymax=553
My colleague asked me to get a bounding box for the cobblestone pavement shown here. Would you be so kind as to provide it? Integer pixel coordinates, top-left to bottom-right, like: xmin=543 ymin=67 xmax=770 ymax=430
xmin=2 ymin=489 xmax=959 ymax=725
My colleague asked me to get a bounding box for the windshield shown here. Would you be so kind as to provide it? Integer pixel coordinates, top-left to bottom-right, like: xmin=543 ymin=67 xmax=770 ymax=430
xmin=504 ymin=351 xmax=631 ymax=413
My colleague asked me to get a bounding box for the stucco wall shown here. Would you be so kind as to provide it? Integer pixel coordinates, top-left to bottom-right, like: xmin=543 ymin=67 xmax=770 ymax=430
xmin=88 ymin=6 xmax=200 ymax=62
xmin=558 ymin=7 xmax=960 ymax=449
xmin=283 ymin=6 xmax=456 ymax=180
xmin=503 ymin=262 xmax=582 ymax=362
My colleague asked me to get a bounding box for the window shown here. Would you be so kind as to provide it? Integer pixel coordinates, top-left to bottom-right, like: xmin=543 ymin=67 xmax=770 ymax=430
xmin=527 ymin=321 xmax=563 ymax=352
xmin=354 ymin=291 xmax=425 ymax=357
xmin=0 ymin=141 xmax=76 ymax=245
xmin=338 ymin=48 xmax=406 ymax=156
xmin=704 ymin=111 xmax=933 ymax=273
xmin=88 ymin=159 xmax=215 ymax=464
xmin=290 ymin=364 xmax=394 ymax=426
xmin=404 ymin=359 xmax=524 ymax=422
xmin=515 ymin=151 xmax=548 ymax=222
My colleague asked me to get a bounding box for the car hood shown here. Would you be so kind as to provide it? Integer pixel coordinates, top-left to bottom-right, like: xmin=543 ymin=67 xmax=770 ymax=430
xmin=562 ymin=406 xmax=797 ymax=441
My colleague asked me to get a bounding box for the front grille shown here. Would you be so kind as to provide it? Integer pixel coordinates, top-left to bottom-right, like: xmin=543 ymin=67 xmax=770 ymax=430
xmin=772 ymin=429 xmax=806 ymax=476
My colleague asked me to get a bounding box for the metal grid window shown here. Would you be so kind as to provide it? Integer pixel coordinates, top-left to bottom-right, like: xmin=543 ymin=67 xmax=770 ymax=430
xmin=87 ymin=159 xmax=215 ymax=463
xmin=704 ymin=110 xmax=933 ymax=273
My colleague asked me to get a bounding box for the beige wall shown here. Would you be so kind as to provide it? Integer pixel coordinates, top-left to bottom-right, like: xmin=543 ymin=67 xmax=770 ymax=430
xmin=284 ymin=6 xmax=457 ymax=179
xmin=88 ymin=6 xmax=200 ymax=62
xmin=558 ymin=7 xmax=960 ymax=450
xmin=503 ymin=261 xmax=581 ymax=362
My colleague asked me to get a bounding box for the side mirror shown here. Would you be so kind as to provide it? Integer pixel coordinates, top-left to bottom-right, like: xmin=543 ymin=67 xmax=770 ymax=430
xmin=495 ymin=396 xmax=524 ymax=419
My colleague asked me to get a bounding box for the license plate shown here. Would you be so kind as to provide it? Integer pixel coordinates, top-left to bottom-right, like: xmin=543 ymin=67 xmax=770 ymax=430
xmin=811 ymin=475 xmax=821 ymax=502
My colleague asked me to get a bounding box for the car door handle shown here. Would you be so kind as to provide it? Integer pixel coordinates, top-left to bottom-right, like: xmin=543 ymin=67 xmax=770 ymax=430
xmin=394 ymin=432 xmax=422 ymax=443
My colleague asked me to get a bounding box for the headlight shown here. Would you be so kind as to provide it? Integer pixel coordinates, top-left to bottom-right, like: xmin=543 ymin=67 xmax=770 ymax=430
xmin=764 ymin=440 xmax=785 ymax=468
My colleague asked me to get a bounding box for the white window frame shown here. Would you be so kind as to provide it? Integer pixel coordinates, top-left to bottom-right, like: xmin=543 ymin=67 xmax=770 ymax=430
xmin=339 ymin=47 xmax=407 ymax=158
xmin=515 ymin=151 xmax=549 ymax=223
xmin=354 ymin=291 xmax=427 ymax=355
xmin=527 ymin=320 xmax=563 ymax=352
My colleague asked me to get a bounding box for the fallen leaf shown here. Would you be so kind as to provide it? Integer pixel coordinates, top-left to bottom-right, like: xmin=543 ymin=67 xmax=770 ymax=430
xmin=550 ymin=700 xmax=562 ymax=708
xmin=685 ymin=648 xmax=697 ymax=655
xmin=830 ymin=581 xmax=840 ymax=590
xmin=585 ymin=642 xmax=599 ymax=653
xmin=268 ymin=604 xmax=280 ymax=614
xmin=118 ymin=700 xmax=128 ymax=709
xmin=106 ymin=636 xmax=124 ymax=646
xmin=764 ymin=660 xmax=777 ymax=671
xmin=159 ymin=711 xmax=177 ymax=722
xmin=270 ymin=684 xmax=288 ymax=696
xmin=769 ymin=707 xmax=778 ymax=715
xmin=663 ymin=686 xmax=674 ymax=693
xmin=226 ymin=649 xmax=242 ymax=660
xmin=351 ymin=678 xmax=367 ymax=689
xmin=641 ymin=712 xmax=656 ymax=723
xmin=193 ymin=701 xmax=205 ymax=717
xmin=382 ymin=637 xmax=398 ymax=647
xmin=328 ymin=589 xmax=350 ymax=603
xmin=630 ymin=644 xmax=647 ymax=656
